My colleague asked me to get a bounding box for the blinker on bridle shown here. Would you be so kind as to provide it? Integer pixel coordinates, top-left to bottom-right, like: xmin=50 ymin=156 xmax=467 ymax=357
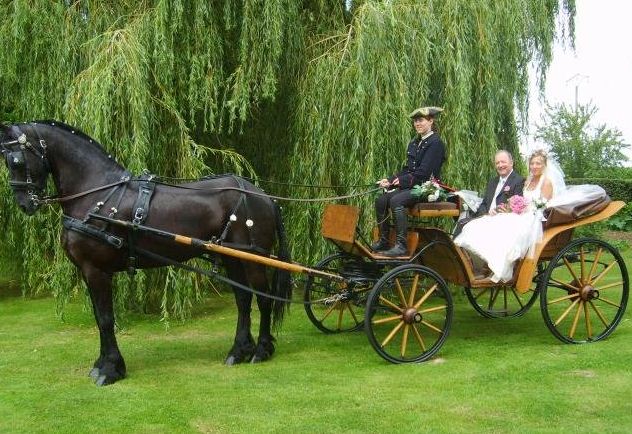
xmin=1 ymin=128 xmax=49 ymax=208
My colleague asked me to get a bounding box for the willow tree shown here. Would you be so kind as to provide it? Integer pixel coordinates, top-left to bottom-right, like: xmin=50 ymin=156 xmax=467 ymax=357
xmin=288 ymin=0 xmax=576 ymax=260
xmin=0 ymin=0 xmax=574 ymax=318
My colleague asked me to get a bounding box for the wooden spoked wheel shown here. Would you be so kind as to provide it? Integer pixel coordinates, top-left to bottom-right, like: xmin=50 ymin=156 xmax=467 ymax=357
xmin=465 ymin=264 xmax=543 ymax=318
xmin=540 ymin=238 xmax=629 ymax=343
xmin=304 ymin=253 xmax=373 ymax=333
xmin=365 ymin=264 xmax=453 ymax=363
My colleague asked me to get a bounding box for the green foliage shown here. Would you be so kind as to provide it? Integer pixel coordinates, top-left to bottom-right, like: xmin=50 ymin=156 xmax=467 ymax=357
xmin=287 ymin=0 xmax=576 ymax=262
xmin=535 ymin=102 xmax=630 ymax=178
xmin=588 ymin=166 xmax=632 ymax=180
xmin=606 ymin=202 xmax=632 ymax=232
xmin=0 ymin=0 xmax=576 ymax=318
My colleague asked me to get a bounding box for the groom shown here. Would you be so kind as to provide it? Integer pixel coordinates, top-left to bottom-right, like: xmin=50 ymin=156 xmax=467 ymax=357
xmin=454 ymin=150 xmax=524 ymax=235
xmin=477 ymin=150 xmax=525 ymax=216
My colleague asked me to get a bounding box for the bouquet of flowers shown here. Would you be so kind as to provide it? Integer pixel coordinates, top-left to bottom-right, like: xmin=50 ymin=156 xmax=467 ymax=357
xmin=532 ymin=197 xmax=548 ymax=211
xmin=411 ymin=177 xmax=449 ymax=202
xmin=497 ymin=195 xmax=528 ymax=214
xmin=508 ymin=195 xmax=528 ymax=214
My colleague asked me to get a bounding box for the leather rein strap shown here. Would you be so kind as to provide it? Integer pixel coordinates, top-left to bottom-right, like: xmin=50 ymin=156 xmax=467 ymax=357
xmin=39 ymin=178 xmax=381 ymax=205
xmin=38 ymin=178 xmax=131 ymax=205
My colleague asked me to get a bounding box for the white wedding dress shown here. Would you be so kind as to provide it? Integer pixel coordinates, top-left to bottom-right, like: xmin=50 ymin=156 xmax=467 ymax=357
xmin=454 ymin=178 xmax=546 ymax=283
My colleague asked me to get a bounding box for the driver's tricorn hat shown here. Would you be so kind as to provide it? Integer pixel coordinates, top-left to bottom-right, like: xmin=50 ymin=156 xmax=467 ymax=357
xmin=409 ymin=106 xmax=444 ymax=119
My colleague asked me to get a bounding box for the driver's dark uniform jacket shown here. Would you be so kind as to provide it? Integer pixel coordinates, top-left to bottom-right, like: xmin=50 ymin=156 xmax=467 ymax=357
xmin=376 ymin=131 xmax=446 ymax=212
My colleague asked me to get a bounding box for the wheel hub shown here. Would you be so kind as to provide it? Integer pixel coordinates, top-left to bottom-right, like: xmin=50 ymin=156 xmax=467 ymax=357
xmin=403 ymin=308 xmax=422 ymax=324
xmin=580 ymin=285 xmax=599 ymax=301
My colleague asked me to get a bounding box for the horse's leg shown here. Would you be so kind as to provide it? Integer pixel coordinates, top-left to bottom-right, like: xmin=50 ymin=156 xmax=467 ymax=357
xmin=81 ymin=263 xmax=126 ymax=386
xmin=245 ymin=263 xmax=276 ymax=363
xmin=223 ymin=259 xmax=256 ymax=365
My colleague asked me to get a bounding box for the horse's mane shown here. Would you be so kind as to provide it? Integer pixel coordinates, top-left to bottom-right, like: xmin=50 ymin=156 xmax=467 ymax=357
xmin=32 ymin=120 xmax=110 ymax=155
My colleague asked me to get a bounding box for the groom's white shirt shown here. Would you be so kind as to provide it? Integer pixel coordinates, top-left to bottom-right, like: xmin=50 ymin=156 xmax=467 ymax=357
xmin=492 ymin=170 xmax=513 ymax=208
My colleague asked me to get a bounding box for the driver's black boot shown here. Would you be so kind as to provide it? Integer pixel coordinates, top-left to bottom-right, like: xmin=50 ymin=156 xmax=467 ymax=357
xmin=382 ymin=207 xmax=408 ymax=257
xmin=371 ymin=214 xmax=391 ymax=251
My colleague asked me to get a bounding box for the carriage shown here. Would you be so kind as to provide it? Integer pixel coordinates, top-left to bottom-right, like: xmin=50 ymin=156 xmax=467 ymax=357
xmin=110 ymin=191 xmax=629 ymax=365
xmin=303 ymin=199 xmax=629 ymax=364
xmin=1 ymin=121 xmax=629 ymax=386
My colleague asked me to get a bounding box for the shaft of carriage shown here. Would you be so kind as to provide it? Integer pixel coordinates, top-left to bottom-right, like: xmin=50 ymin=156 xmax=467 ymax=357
xmin=88 ymin=213 xmax=346 ymax=282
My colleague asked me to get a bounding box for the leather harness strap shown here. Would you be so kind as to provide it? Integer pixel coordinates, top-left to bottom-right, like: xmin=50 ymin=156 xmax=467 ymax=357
xmin=63 ymin=215 xmax=124 ymax=248
xmin=128 ymin=175 xmax=157 ymax=274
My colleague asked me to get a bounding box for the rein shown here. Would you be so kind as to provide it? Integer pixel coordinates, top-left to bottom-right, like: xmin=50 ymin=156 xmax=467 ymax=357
xmin=37 ymin=177 xmax=131 ymax=206
xmin=34 ymin=176 xmax=382 ymax=206
xmin=148 ymin=179 xmax=383 ymax=202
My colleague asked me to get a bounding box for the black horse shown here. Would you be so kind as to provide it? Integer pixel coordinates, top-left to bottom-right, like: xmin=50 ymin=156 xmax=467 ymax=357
xmin=0 ymin=121 xmax=292 ymax=386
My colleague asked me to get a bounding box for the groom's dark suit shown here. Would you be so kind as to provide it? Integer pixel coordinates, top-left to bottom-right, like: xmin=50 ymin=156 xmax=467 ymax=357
xmin=476 ymin=170 xmax=525 ymax=216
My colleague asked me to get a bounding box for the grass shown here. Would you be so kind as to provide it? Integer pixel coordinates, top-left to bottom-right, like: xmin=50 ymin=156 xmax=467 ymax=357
xmin=0 ymin=245 xmax=631 ymax=433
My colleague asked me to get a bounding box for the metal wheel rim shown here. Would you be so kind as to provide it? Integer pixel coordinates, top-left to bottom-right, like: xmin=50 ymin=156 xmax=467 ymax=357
xmin=540 ymin=238 xmax=629 ymax=343
xmin=365 ymin=264 xmax=453 ymax=363
xmin=304 ymin=253 xmax=371 ymax=333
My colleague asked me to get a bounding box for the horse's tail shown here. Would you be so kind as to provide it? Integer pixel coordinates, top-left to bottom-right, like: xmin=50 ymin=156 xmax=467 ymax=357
xmin=271 ymin=201 xmax=292 ymax=329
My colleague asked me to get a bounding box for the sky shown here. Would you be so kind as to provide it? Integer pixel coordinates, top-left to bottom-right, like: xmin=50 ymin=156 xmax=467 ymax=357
xmin=526 ymin=0 xmax=632 ymax=163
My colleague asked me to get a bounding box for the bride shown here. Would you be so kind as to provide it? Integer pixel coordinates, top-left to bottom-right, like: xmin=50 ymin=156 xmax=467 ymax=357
xmin=454 ymin=150 xmax=564 ymax=282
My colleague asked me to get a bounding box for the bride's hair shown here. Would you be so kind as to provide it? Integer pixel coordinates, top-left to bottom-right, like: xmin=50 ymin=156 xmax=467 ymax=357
xmin=528 ymin=149 xmax=548 ymax=165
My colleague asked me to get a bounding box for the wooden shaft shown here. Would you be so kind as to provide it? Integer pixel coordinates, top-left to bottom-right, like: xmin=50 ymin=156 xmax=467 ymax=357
xmin=172 ymin=234 xmax=343 ymax=280
xmin=88 ymin=213 xmax=345 ymax=282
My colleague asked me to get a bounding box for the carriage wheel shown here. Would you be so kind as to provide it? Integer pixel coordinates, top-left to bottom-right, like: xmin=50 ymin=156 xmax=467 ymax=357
xmin=304 ymin=253 xmax=372 ymax=333
xmin=540 ymin=238 xmax=629 ymax=343
xmin=464 ymin=263 xmax=543 ymax=318
xmin=365 ymin=264 xmax=453 ymax=363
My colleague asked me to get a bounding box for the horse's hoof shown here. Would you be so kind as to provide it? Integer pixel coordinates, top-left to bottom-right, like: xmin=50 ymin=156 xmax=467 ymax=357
xmin=225 ymin=355 xmax=238 ymax=366
xmin=250 ymin=355 xmax=264 ymax=364
xmin=88 ymin=367 xmax=100 ymax=380
xmin=95 ymin=374 xmax=120 ymax=387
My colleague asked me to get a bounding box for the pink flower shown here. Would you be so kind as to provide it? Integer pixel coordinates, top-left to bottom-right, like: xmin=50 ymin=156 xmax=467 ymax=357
xmin=503 ymin=186 xmax=511 ymax=192
xmin=508 ymin=195 xmax=528 ymax=214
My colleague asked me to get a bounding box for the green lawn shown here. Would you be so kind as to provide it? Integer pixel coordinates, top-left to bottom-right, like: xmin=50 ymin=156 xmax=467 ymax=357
xmin=1 ymin=246 xmax=631 ymax=433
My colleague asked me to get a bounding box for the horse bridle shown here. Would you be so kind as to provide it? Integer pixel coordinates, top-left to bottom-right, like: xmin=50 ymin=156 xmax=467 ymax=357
xmin=0 ymin=126 xmax=50 ymax=209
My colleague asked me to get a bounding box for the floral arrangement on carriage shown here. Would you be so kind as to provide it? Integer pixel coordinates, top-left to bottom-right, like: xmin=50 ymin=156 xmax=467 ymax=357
xmin=411 ymin=177 xmax=451 ymax=202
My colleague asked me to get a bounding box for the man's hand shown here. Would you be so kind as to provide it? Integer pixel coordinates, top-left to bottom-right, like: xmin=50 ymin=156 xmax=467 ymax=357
xmin=489 ymin=204 xmax=507 ymax=216
xmin=377 ymin=178 xmax=391 ymax=188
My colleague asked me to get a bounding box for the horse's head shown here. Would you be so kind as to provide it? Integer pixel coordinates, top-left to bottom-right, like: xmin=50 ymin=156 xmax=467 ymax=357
xmin=1 ymin=123 xmax=50 ymax=215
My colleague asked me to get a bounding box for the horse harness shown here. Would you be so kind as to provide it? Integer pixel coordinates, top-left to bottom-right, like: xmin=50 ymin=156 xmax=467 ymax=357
xmin=62 ymin=173 xmax=261 ymax=274
xmin=0 ymin=128 xmax=49 ymax=209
